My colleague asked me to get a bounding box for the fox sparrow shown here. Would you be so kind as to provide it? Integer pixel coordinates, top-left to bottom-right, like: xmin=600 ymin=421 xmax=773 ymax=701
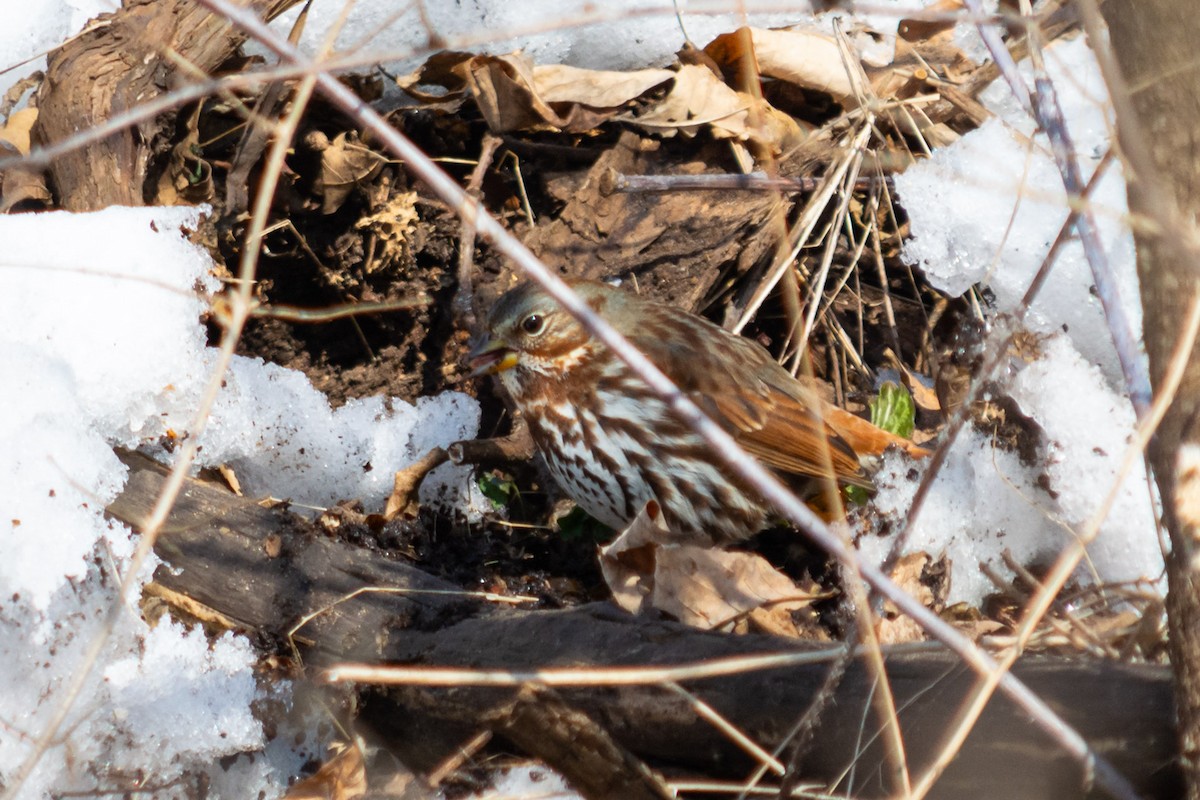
xmin=469 ymin=280 xmax=871 ymax=544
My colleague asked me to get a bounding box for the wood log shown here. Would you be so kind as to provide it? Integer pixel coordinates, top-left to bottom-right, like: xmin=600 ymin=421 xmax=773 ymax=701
xmin=107 ymin=450 xmax=1182 ymax=799
xmin=33 ymin=0 xmax=301 ymax=210
xmin=109 ymin=450 xmax=480 ymax=661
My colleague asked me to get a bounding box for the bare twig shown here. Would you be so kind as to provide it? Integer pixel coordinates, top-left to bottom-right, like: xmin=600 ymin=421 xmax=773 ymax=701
xmin=249 ymin=296 xmax=429 ymax=322
xmin=325 ymin=643 xmax=941 ymax=686
xmin=602 ymin=169 xmax=890 ymax=194
xmin=454 ymin=133 xmax=502 ymax=328
xmin=961 ymin=0 xmax=1151 ymax=416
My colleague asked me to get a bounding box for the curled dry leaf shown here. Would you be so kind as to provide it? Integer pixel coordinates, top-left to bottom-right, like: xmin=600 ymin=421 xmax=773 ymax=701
xmin=600 ymin=502 xmax=820 ymax=634
xmin=625 ymin=63 xmax=805 ymax=154
xmin=458 ymin=52 xmax=674 ymax=133
xmin=401 ymin=48 xmax=806 ymax=154
xmin=155 ymin=103 xmax=213 ymax=205
xmin=394 ymin=49 xmax=477 ymax=103
xmin=284 ymin=742 xmax=366 ymax=800
xmin=704 ymin=26 xmax=870 ymax=107
xmin=308 ymin=130 xmax=387 ymax=214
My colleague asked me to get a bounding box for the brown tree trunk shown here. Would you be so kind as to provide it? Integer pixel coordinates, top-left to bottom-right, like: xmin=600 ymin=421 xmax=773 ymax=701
xmin=1101 ymin=1 xmax=1200 ymax=795
xmin=33 ymin=0 xmax=300 ymax=211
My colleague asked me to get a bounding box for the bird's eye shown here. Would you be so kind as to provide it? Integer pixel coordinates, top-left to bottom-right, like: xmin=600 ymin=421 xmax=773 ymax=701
xmin=520 ymin=313 xmax=546 ymax=336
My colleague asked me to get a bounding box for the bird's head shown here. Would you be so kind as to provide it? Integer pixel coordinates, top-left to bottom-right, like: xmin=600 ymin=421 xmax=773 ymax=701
xmin=468 ymin=281 xmax=610 ymax=390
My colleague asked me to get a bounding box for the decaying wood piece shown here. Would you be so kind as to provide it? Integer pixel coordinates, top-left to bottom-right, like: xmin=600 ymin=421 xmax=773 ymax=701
xmin=372 ymin=606 xmax=1180 ymax=800
xmin=107 ymin=449 xmax=1181 ymax=799
xmin=1101 ymin=2 xmax=1200 ymax=796
xmin=108 ymin=450 xmax=481 ymax=661
xmin=34 ymin=0 xmax=300 ymax=210
xmin=490 ymin=686 xmax=674 ymax=800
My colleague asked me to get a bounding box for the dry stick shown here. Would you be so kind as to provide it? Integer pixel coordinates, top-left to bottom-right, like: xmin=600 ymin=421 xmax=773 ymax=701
xmin=605 ymin=171 xmax=890 ymax=194
xmin=769 ymin=642 xmax=855 ymax=800
xmin=327 ymin=642 xmax=948 ymax=686
xmin=866 ymin=191 xmax=904 ymax=359
xmin=832 ymin=660 xmax=961 ymax=795
xmin=453 ymin=132 xmax=502 ymax=328
xmin=783 ymin=138 xmax=912 ymax=795
xmin=784 ymin=205 xmax=871 ymax=376
xmin=962 ymin=0 xmax=1151 ymax=418
xmin=798 ymin=147 xmax=865 ymax=354
xmin=250 ymin=296 xmax=430 ymax=323
xmin=663 ymin=683 xmax=786 ymax=777
xmin=0 ymin=8 xmax=352 ymax=798
xmin=909 ymin=288 xmax=1200 ymax=800
xmin=197 ymin=4 xmax=1141 ymax=798
xmin=873 ymin=31 xmax=1126 ymax=780
xmin=763 ymin=113 xmax=908 ymax=794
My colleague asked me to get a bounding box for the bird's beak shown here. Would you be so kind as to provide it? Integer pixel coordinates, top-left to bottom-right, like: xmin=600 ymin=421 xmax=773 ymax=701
xmin=468 ymin=337 xmax=519 ymax=376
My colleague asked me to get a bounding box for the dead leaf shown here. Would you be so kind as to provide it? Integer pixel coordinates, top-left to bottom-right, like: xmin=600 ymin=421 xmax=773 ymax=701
xmin=878 ymin=552 xmax=940 ymax=645
xmin=882 ymin=350 xmax=942 ymax=413
xmin=394 ymin=50 xmax=476 ymax=102
xmin=600 ymin=503 xmax=819 ymax=633
xmin=901 ymin=368 xmax=942 ymax=414
xmin=384 ymin=447 xmax=448 ymax=521
xmin=622 ymin=63 xmax=805 ymax=154
xmin=308 ymin=130 xmax=386 ymax=214
xmin=154 ymin=103 xmax=213 ymax=205
xmin=0 ymin=73 xmax=42 ymax=120
xmin=285 ymin=742 xmax=366 ymax=800
xmin=824 ymin=405 xmax=931 ymax=459
xmin=705 ymin=27 xmax=869 ymax=107
xmin=624 ymin=64 xmax=743 ymax=137
xmin=458 ymin=52 xmax=674 ymax=133
xmin=534 ymin=63 xmax=675 ymax=107
xmin=0 ymin=107 xmax=37 ymax=154
xmin=403 ymin=46 xmax=803 ymax=154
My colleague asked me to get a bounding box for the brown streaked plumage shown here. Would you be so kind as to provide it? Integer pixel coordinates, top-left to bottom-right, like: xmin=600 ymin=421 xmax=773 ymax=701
xmin=470 ymin=280 xmax=873 ymax=544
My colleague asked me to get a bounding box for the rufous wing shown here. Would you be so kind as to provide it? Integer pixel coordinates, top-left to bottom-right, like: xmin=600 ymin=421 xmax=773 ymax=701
xmin=631 ymin=328 xmax=872 ymax=489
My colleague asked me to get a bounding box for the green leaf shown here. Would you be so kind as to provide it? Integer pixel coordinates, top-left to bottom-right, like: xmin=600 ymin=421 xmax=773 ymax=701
xmin=477 ymin=471 xmax=519 ymax=511
xmin=556 ymin=505 xmax=613 ymax=542
xmin=869 ymin=381 xmax=916 ymax=439
xmin=844 ymin=485 xmax=871 ymax=506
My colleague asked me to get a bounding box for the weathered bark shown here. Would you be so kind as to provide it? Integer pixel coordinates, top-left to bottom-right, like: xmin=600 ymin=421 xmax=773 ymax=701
xmin=33 ymin=0 xmax=300 ymax=210
xmin=1100 ymin=2 xmax=1200 ymax=796
xmin=108 ymin=451 xmax=480 ymax=660
xmin=107 ymin=450 xmax=1182 ymax=799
